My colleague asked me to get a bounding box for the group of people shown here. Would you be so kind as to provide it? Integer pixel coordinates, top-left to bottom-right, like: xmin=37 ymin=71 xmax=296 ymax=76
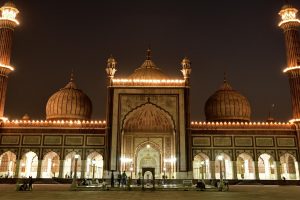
xmin=18 ymin=176 xmax=33 ymax=191
xmin=117 ymin=171 xmax=129 ymax=187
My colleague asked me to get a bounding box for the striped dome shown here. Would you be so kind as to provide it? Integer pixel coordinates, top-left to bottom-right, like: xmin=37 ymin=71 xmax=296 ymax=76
xmin=205 ymin=78 xmax=251 ymax=122
xmin=46 ymin=75 xmax=92 ymax=120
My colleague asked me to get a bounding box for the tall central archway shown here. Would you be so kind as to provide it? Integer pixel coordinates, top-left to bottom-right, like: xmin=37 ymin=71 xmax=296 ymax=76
xmin=120 ymin=102 xmax=176 ymax=179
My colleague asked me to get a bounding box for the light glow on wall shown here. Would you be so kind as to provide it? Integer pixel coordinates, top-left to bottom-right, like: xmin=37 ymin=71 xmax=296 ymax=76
xmin=289 ymin=118 xmax=300 ymax=123
xmin=0 ymin=63 xmax=14 ymax=71
xmin=112 ymin=78 xmax=185 ymax=86
xmin=283 ymin=66 xmax=300 ymax=73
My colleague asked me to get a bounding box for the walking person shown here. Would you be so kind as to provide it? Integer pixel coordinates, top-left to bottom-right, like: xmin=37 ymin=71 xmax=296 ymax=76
xmin=28 ymin=176 xmax=33 ymax=191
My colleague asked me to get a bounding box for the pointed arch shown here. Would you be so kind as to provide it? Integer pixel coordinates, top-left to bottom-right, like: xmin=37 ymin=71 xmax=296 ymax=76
xmin=258 ymin=153 xmax=277 ymax=180
xmin=63 ymin=152 xmax=81 ymax=179
xmin=236 ymin=153 xmax=255 ymax=180
xmin=280 ymin=153 xmax=299 ymax=180
xmin=193 ymin=153 xmax=211 ymax=179
xmin=85 ymin=152 xmax=103 ymax=179
xmin=121 ymin=101 xmax=176 ymax=134
xmin=41 ymin=151 xmax=60 ymax=178
xmin=0 ymin=151 xmax=16 ymax=178
xmin=215 ymin=153 xmax=233 ymax=179
xmin=19 ymin=151 xmax=38 ymax=178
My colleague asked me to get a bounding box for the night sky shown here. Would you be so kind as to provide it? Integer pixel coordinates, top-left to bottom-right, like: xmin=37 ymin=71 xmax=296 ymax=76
xmin=3 ymin=0 xmax=300 ymax=121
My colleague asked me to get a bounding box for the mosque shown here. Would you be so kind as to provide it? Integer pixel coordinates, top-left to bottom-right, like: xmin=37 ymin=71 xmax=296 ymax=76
xmin=0 ymin=1 xmax=300 ymax=181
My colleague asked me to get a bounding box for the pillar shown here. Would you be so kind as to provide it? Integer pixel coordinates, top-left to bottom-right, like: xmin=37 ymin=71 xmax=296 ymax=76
xmin=14 ymin=159 xmax=20 ymax=178
xmin=58 ymin=160 xmax=64 ymax=178
xmin=81 ymin=160 xmax=86 ymax=178
xmin=276 ymin=161 xmax=282 ymax=180
xmin=232 ymin=161 xmax=238 ymax=180
xmin=36 ymin=160 xmax=42 ymax=178
xmin=254 ymin=161 xmax=260 ymax=180
xmin=297 ymin=162 xmax=300 ymax=180
xmin=210 ymin=161 xmax=215 ymax=179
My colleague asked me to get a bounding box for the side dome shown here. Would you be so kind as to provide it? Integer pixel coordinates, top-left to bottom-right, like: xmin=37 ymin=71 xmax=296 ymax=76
xmin=205 ymin=78 xmax=251 ymax=122
xmin=128 ymin=48 xmax=169 ymax=80
xmin=46 ymin=74 xmax=92 ymax=120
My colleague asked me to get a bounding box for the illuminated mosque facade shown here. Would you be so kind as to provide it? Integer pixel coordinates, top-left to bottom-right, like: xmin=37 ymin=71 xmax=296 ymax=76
xmin=0 ymin=2 xmax=300 ymax=181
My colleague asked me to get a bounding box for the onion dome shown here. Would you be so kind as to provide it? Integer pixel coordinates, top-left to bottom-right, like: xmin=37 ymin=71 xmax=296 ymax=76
xmin=3 ymin=1 xmax=17 ymax=8
xmin=205 ymin=77 xmax=251 ymax=122
xmin=128 ymin=48 xmax=169 ymax=80
xmin=281 ymin=2 xmax=294 ymax=10
xmin=46 ymin=73 xmax=92 ymax=120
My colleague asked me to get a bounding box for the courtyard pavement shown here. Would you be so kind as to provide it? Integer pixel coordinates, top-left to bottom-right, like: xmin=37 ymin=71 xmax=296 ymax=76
xmin=0 ymin=184 xmax=299 ymax=200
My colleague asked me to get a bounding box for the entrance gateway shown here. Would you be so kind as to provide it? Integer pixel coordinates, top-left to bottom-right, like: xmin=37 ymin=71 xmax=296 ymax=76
xmin=142 ymin=167 xmax=155 ymax=190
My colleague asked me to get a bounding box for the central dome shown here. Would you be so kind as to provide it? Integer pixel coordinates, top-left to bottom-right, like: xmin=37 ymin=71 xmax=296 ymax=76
xmin=205 ymin=77 xmax=251 ymax=122
xmin=128 ymin=49 xmax=169 ymax=80
xmin=46 ymin=74 xmax=92 ymax=120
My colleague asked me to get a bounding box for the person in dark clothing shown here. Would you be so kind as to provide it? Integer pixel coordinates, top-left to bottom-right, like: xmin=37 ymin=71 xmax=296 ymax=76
xmin=196 ymin=181 xmax=205 ymax=191
xmin=121 ymin=171 xmax=127 ymax=186
xmin=111 ymin=171 xmax=115 ymax=188
xmin=28 ymin=176 xmax=33 ymax=191
xmin=117 ymin=172 xmax=122 ymax=187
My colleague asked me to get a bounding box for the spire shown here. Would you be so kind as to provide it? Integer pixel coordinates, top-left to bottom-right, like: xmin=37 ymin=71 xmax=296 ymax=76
xmin=223 ymin=72 xmax=227 ymax=84
xmin=146 ymin=47 xmax=151 ymax=60
xmin=64 ymin=70 xmax=77 ymax=89
xmin=220 ymin=73 xmax=232 ymax=90
xmin=267 ymin=104 xmax=276 ymax=122
xmin=70 ymin=69 xmax=74 ymax=82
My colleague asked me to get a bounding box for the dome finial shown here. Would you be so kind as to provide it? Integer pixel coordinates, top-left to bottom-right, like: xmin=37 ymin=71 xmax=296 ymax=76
xmin=70 ymin=69 xmax=75 ymax=82
xmin=146 ymin=47 xmax=151 ymax=60
xmin=223 ymin=72 xmax=227 ymax=83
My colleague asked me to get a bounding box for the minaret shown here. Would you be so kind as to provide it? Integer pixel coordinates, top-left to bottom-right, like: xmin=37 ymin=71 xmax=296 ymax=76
xmin=0 ymin=2 xmax=19 ymax=120
xmin=105 ymin=55 xmax=117 ymax=86
xmin=279 ymin=1 xmax=300 ymax=122
xmin=181 ymin=57 xmax=192 ymax=86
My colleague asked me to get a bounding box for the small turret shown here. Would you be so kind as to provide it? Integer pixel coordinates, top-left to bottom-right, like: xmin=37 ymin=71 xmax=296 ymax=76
xmin=181 ymin=57 xmax=191 ymax=86
xmin=106 ymin=55 xmax=117 ymax=86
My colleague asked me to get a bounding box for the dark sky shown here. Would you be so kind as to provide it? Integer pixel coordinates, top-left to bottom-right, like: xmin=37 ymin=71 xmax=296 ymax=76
xmin=3 ymin=0 xmax=300 ymax=121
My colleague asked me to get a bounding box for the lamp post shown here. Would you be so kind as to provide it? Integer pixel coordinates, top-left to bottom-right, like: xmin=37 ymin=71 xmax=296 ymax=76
xmin=163 ymin=167 xmax=166 ymax=184
xmin=217 ymin=155 xmax=224 ymax=191
xmin=71 ymin=154 xmax=79 ymax=189
xmin=130 ymin=166 xmax=133 ymax=179
xmin=92 ymin=159 xmax=96 ymax=181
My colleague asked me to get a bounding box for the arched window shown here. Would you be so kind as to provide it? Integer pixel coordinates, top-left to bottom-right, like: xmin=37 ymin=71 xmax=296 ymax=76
xmin=63 ymin=152 xmax=81 ymax=179
xmin=258 ymin=153 xmax=276 ymax=180
xmin=0 ymin=151 xmax=16 ymax=178
xmin=41 ymin=152 xmax=60 ymax=178
xmin=215 ymin=153 xmax=233 ymax=179
xmin=236 ymin=153 xmax=255 ymax=180
xmin=85 ymin=152 xmax=103 ymax=179
xmin=19 ymin=151 xmax=38 ymax=178
xmin=193 ymin=153 xmax=210 ymax=179
xmin=280 ymin=153 xmax=299 ymax=180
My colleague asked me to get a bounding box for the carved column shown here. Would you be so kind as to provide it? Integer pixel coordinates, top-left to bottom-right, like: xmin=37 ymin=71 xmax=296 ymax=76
xmin=276 ymin=161 xmax=282 ymax=180
xmin=210 ymin=161 xmax=215 ymax=179
xmin=36 ymin=160 xmax=42 ymax=178
xmin=14 ymin=159 xmax=20 ymax=178
xmin=254 ymin=161 xmax=260 ymax=180
xmin=58 ymin=160 xmax=64 ymax=178
xmin=81 ymin=160 xmax=86 ymax=178
xmin=232 ymin=161 xmax=238 ymax=180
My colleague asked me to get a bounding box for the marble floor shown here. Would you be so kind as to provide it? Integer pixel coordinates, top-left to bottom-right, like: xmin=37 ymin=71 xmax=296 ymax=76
xmin=0 ymin=184 xmax=299 ymax=200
